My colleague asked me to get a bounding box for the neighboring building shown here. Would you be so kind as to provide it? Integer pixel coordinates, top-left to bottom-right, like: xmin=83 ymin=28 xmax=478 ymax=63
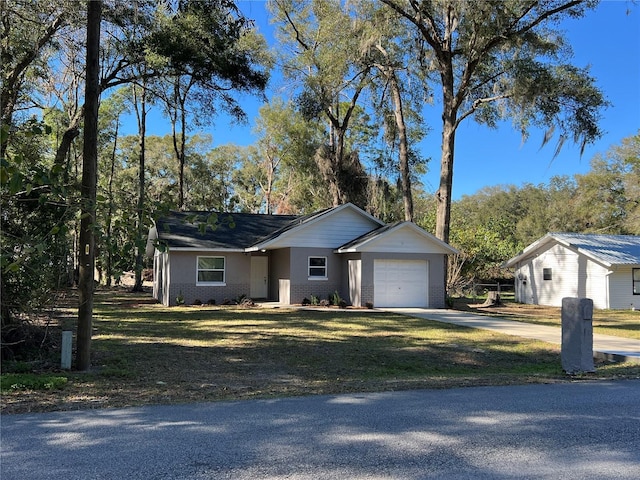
xmin=146 ymin=203 xmax=458 ymax=307
xmin=503 ymin=233 xmax=640 ymax=309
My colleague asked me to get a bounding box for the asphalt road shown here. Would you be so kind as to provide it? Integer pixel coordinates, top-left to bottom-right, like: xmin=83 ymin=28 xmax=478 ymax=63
xmin=2 ymin=380 xmax=640 ymax=479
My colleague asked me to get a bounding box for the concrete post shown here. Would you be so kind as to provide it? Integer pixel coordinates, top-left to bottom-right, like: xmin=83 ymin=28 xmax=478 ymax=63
xmin=561 ymin=298 xmax=595 ymax=374
xmin=61 ymin=331 xmax=73 ymax=370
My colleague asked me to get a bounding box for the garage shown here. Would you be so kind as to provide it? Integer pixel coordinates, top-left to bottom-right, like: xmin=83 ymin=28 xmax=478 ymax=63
xmin=374 ymin=259 xmax=428 ymax=308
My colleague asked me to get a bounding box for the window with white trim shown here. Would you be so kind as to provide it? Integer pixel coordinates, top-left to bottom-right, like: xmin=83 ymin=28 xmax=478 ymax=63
xmin=197 ymin=256 xmax=225 ymax=284
xmin=633 ymin=268 xmax=640 ymax=295
xmin=308 ymin=256 xmax=327 ymax=279
xmin=543 ymin=268 xmax=552 ymax=281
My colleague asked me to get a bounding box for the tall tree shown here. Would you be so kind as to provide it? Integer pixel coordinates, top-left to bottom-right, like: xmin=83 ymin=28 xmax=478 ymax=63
xmin=130 ymin=79 xmax=149 ymax=292
xmin=357 ymin=0 xmax=430 ymax=221
xmin=76 ymin=0 xmax=101 ymax=372
xmin=250 ymin=99 xmax=321 ymax=213
xmin=380 ymin=0 xmax=607 ymax=246
xmin=271 ymin=0 xmax=373 ymax=207
xmin=0 ymin=1 xmax=79 ymax=159
xmin=573 ymin=132 xmax=640 ymax=234
xmin=163 ymin=75 xmax=194 ymax=210
xmin=96 ymin=88 xmax=129 ymax=286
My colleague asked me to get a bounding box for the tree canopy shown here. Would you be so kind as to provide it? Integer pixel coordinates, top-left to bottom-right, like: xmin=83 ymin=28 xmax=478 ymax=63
xmin=380 ymin=0 xmax=608 ymax=244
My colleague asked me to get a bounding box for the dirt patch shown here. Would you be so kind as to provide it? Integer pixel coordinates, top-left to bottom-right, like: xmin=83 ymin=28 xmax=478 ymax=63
xmin=454 ymin=297 xmax=561 ymax=318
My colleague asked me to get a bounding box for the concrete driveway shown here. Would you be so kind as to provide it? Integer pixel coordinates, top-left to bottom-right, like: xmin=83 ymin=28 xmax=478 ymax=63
xmin=382 ymin=308 xmax=640 ymax=363
xmin=2 ymin=381 xmax=640 ymax=479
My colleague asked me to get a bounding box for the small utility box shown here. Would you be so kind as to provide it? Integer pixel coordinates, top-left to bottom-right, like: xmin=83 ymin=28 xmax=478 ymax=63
xmin=561 ymin=297 xmax=595 ymax=374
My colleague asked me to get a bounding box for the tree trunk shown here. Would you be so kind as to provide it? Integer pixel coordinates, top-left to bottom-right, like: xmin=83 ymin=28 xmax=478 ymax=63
xmin=435 ymin=56 xmax=458 ymax=246
xmin=179 ymin=106 xmax=186 ymax=209
xmin=105 ymin=118 xmax=119 ymax=287
xmin=53 ymin=125 xmax=80 ymax=182
xmin=76 ymin=0 xmax=101 ymax=372
xmin=389 ymin=70 xmax=413 ymax=221
xmin=436 ymin=115 xmax=456 ymax=244
xmin=436 ymin=63 xmax=458 ymax=295
xmin=482 ymin=291 xmax=501 ymax=307
xmin=132 ymin=81 xmax=147 ymax=292
xmin=169 ymin=78 xmax=190 ymax=211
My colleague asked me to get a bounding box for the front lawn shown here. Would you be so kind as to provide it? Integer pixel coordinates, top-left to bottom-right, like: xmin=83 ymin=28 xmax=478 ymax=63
xmin=2 ymin=289 xmax=639 ymax=414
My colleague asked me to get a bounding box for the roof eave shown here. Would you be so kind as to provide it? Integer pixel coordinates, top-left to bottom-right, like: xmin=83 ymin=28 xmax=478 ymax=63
xmin=503 ymin=233 xmax=557 ymax=268
xmin=161 ymin=247 xmax=246 ymax=253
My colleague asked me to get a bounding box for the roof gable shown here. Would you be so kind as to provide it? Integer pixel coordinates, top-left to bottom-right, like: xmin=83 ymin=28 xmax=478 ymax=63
xmin=249 ymin=203 xmax=384 ymax=250
xmin=337 ymin=222 xmax=459 ymax=254
xmin=504 ymin=233 xmax=640 ymax=268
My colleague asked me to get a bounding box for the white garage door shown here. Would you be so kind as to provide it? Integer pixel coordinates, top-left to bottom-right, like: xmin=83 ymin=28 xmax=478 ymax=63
xmin=374 ymin=259 xmax=428 ymax=308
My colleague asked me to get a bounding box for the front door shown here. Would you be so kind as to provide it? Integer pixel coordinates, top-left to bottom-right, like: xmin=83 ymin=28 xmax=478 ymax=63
xmin=250 ymin=256 xmax=269 ymax=299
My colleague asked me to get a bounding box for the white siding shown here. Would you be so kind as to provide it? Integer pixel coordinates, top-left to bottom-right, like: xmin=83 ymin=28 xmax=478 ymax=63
xmin=609 ymin=266 xmax=638 ymax=310
xmin=269 ymin=207 xmax=380 ymax=249
xmin=360 ymin=227 xmax=451 ymax=254
xmin=512 ymin=243 xmax=634 ymax=309
xmin=532 ymin=244 xmax=580 ymax=306
xmin=585 ymin=261 xmax=610 ymax=309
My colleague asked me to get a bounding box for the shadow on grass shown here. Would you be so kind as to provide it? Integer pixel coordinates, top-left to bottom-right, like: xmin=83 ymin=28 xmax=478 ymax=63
xmin=7 ymin=288 xmax=636 ymax=414
xmin=87 ymin=290 xmax=565 ymax=401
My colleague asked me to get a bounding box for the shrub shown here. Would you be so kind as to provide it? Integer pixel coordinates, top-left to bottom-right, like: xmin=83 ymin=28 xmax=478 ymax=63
xmin=193 ymin=299 xmax=202 ymax=306
xmin=301 ymin=297 xmax=311 ymax=306
xmin=331 ymin=290 xmax=343 ymax=306
xmin=365 ymin=302 xmax=374 ymax=309
xmin=176 ymin=292 xmax=185 ymax=306
xmin=1 ymin=373 xmax=68 ymax=392
xmin=310 ymin=295 xmax=319 ymax=306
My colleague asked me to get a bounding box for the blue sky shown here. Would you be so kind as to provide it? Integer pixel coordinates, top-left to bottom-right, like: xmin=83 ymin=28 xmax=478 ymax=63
xmin=135 ymin=1 xmax=640 ymax=200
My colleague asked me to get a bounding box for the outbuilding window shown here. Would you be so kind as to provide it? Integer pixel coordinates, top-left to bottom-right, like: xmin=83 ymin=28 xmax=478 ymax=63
xmin=633 ymin=268 xmax=640 ymax=295
xmin=543 ymin=268 xmax=552 ymax=281
xmin=197 ymin=256 xmax=225 ymax=284
xmin=308 ymin=256 xmax=327 ymax=279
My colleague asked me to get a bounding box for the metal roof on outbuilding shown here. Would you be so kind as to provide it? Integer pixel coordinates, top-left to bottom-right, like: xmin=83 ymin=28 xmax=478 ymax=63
xmin=504 ymin=233 xmax=640 ymax=268
xmin=551 ymin=233 xmax=640 ymax=265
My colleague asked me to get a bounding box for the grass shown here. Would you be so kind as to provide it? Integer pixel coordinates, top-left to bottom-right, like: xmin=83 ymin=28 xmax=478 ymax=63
xmin=1 ymin=374 xmax=68 ymax=392
xmin=452 ymin=296 xmax=640 ymax=339
xmin=2 ymin=289 xmax=639 ymax=414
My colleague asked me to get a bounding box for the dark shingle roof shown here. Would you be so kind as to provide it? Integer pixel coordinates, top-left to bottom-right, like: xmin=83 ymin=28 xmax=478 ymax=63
xmin=155 ymin=211 xmax=300 ymax=250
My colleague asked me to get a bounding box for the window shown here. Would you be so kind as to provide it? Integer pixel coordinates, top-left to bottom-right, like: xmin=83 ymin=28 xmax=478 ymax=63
xmin=308 ymin=256 xmax=327 ymax=279
xmin=543 ymin=268 xmax=552 ymax=281
xmin=634 ymin=268 xmax=640 ymax=295
xmin=197 ymin=256 xmax=225 ymax=284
